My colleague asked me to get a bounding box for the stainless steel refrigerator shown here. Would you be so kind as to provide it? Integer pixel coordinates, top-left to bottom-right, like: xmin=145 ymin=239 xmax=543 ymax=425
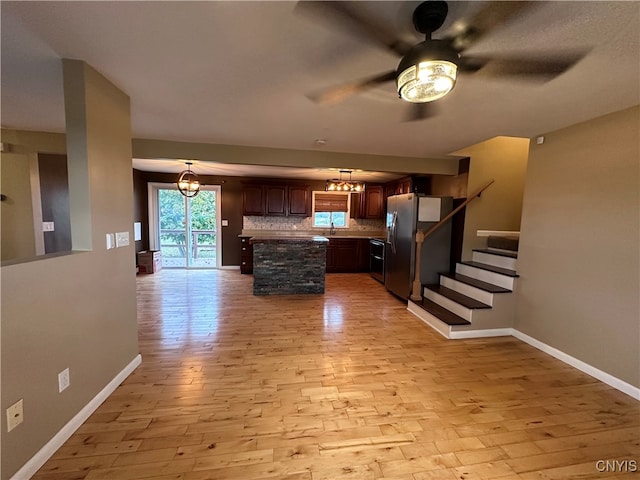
xmin=384 ymin=194 xmax=453 ymax=299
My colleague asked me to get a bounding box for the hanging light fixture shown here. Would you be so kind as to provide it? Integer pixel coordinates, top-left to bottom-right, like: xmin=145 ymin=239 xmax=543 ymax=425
xmin=396 ymin=40 xmax=459 ymax=103
xmin=325 ymin=170 xmax=365 ymax=193
xmin=177 ymin=162 xmax=201 ymax=197
xmin=396 ymin=2 xmax=459 ymax=104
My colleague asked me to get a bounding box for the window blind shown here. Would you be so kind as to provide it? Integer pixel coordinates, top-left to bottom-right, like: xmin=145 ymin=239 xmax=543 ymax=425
xmin=314 ymin=193 xmax=349 ymax=212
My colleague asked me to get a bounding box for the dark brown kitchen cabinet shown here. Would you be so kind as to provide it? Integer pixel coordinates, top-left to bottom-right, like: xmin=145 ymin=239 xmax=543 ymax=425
xmin=362 ymin=185 xmax=384 ymax=219
xmin=264 ymin=185 xmax=287 ymax=216
xmin=288 ymin=185 xmax=310 ymax=217
xmin=326 ymin=238 xmax=370 ymax=273
xmin=242 ymin=185 xmax=264 ymax=216
xmin=351 ymin=184 xmax=384 ymax=219
xmin=239 ymin=236 xmax=253 ymax=274
xmin=383 ymin=175 xmax=432 ymax=207
xmin=242 ymin=182 xmax=310 ymax=217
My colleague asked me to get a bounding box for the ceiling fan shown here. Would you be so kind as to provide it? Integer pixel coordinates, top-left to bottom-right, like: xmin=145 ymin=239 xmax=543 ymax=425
xmin=301 ymin=1 xmax=587 ymax=120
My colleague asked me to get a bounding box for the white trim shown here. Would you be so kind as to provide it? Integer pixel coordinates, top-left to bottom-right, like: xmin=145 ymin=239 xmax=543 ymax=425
xmin=148 ymin=183 xmax=222 ymax=268
xmin=512 ymin=330 xmax=640 ymax=401
xmin=311 ymin=190 xmax=351 ymax=229
xmin=220 ymin=265 xmax=240 ymax=270
xmin=11 ymin=354 xmax=142 ymax=480
xmin=472 ymin=251 xmax=517 ymax=271
xmin=440 ymin=275 xmax=494 ymax=306
xmin=29 ymin=153 xmax=46 ymax=255
xmin=476 ymin=230 xmax=520 ymax=238
xmin=404 ymin=303 xmax=639 ymax=401
xmin=422 ymin=287 xmax=472 ymax=321
xmin=449 ymin=328 xmax=514 ymax=339
xmin=456 ymin=263 xmax=515 ymax=290
xmin=407 ymin=301 xmax=451 ymax=338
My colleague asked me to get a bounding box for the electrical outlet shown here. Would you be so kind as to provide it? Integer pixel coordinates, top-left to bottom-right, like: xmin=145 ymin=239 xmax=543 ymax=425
xmin=6 ymin=399 xmax=24 ymax=432
xmin=115 ymin=231 xmax=129 ymax=247
xmin=58 ymin=368 xmax=70 ymax=392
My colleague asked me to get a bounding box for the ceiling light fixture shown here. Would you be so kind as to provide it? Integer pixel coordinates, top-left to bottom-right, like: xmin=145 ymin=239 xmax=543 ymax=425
xmin=397 ymin=1 xmax=459 ymax=103
xmin=325 ymin=170 xmax=365 ymax=193
xmin=177 ymin=162 xmax=201 ymax=197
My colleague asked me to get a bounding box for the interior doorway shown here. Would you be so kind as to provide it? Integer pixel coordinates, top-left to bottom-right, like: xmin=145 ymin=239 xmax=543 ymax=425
xmin=148 ymin=183 xmax=221 ymax=268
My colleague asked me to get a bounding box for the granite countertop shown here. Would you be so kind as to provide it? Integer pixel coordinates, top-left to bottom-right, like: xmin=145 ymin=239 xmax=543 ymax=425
xmin=249 ymin=235 xmax=329 ymax=244
xmin=240 ymin=230 xmax=385 ymax=240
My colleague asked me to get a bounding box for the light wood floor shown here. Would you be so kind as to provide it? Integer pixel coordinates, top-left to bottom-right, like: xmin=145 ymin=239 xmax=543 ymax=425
xmin=34 ymin=270 xmax=639 ymax=479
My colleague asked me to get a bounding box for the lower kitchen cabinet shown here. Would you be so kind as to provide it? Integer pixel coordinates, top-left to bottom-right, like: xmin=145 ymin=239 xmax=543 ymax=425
xmin=240 ymin=236 xmax=253 ymax=274
xmin=326 ymin=238 xmax=369 ymax=273
xmin=241 ymin=236 xmax=370 ymax=274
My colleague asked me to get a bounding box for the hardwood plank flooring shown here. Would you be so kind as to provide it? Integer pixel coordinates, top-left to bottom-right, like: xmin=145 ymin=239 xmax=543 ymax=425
xmin=33 ymin=270 xmax=639 ymax=479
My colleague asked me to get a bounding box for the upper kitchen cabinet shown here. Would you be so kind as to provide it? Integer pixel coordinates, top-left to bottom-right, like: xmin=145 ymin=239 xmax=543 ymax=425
xmin=351 ymin=184 xmax=384 ymax=219
xmin=264 ymin=185 xmax=287 ymax=216
xmin=362 ymin=185 xmax=384 ymax=219
xmin=242 ymin=184 xmax=264 ymax=216
xmin=242 ymin=182 xmax=310 ymax=217
xmin=384 ymin=175 xmax=431 ymax=198
xmin=287 ymin=184 xmax=311 ymax=217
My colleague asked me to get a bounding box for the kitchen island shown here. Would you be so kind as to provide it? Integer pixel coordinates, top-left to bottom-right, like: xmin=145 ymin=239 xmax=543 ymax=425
xmin=249 ymin=236 xmax=329 ymax=295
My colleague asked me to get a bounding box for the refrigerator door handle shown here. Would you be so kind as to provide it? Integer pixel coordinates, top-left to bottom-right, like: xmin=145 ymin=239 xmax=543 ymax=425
xmin=391 ymin=211 xmax=398 ymax=254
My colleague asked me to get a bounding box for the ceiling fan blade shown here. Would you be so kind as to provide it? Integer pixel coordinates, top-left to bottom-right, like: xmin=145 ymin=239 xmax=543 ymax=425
xmin=460 ymin=51 xmax=588 ymax=81
xmin=444 ymin=1 xmax=537 ymax=52
xmin=295 ymin=1 xmax=412 ymax=57
xmin=307 ymin=70 xmax=397 ymax=105
xmin=405 ymin=102 xmax=438 ymax=122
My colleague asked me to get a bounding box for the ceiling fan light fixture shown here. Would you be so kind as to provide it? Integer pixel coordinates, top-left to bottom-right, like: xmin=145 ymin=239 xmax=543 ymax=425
xmin=398 ymin=59 xmax=457 ymax=103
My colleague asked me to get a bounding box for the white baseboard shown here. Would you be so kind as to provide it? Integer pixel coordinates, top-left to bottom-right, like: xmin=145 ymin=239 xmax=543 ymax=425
xmin=512 ymin=330 xmax=640 ymax=401
xmin=11 ymin=354 xmax=142 ymax=480
xmin=219 ymin=265 xmax=240 ymax=270
xmin=449 ymin=328 xmax=514 ymax=339
xmin=405 ymin=303 xmax=639 ymax=400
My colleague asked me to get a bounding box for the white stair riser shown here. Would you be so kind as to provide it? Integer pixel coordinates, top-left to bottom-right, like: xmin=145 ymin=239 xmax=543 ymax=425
xmin=472 ymin=251 xmax=517 ymax=270
xmin=407 ymin=301 xmax=451 ymax=339
xmin=440 ymin=276 xmax=494 ymax=306
xmin=422 ymin=288 xmax=473 ymax=321
xmin=456 ymin=263 xmax=515 ymax=290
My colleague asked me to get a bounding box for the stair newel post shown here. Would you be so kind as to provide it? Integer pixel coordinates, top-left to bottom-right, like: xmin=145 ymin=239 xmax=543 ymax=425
xmin=411 ymin=230 xmax=425 ymax=301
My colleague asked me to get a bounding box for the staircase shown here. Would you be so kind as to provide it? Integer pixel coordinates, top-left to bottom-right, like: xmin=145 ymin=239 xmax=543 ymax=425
xmin=408 ymin=236 xmax=520 ymax=339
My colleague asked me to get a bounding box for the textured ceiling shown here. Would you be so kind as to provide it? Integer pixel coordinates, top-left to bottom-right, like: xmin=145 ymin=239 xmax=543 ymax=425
xmin=2 ymin=1 xmax=639 ymax=173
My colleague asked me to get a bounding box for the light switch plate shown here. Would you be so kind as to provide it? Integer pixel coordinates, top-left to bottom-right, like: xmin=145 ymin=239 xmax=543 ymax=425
xmin=43 ymin=222 xmax=55 ymax=232
xmin=106 ymin=233 xmax=115 ymax=250
xmin=58 ymin=368 xmax=70 ymax=392
xmin=115 ymin=231 xmax=129 ymax=247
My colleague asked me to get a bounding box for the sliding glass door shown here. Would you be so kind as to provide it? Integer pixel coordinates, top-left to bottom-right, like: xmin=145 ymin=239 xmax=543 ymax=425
xmin=149 ymin=184 xmax=221 ymax=268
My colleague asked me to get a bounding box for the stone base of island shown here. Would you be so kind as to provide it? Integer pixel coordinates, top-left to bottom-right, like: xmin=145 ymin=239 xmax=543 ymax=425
xmin=250 ymin=236 xmax=329 ymax=295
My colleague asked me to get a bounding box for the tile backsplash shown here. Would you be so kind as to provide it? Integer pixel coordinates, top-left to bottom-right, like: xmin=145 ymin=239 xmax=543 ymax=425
xmin=243 ymin=216 xmax=384 ymax=232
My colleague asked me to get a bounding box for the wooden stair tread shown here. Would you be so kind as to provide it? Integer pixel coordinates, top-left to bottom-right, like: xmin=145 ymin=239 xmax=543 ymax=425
xmin=460 ymin=261 xmax=519 ymax=277
xmin=415 ymin=298 xmax=471 ymax=326
xmin=473 ymin=248 xmax=518 ymax=259
xmin=424 ymin=284 xmax=491 ymax=309
xmin=440 ymin=272 xmax=512 ymax=293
